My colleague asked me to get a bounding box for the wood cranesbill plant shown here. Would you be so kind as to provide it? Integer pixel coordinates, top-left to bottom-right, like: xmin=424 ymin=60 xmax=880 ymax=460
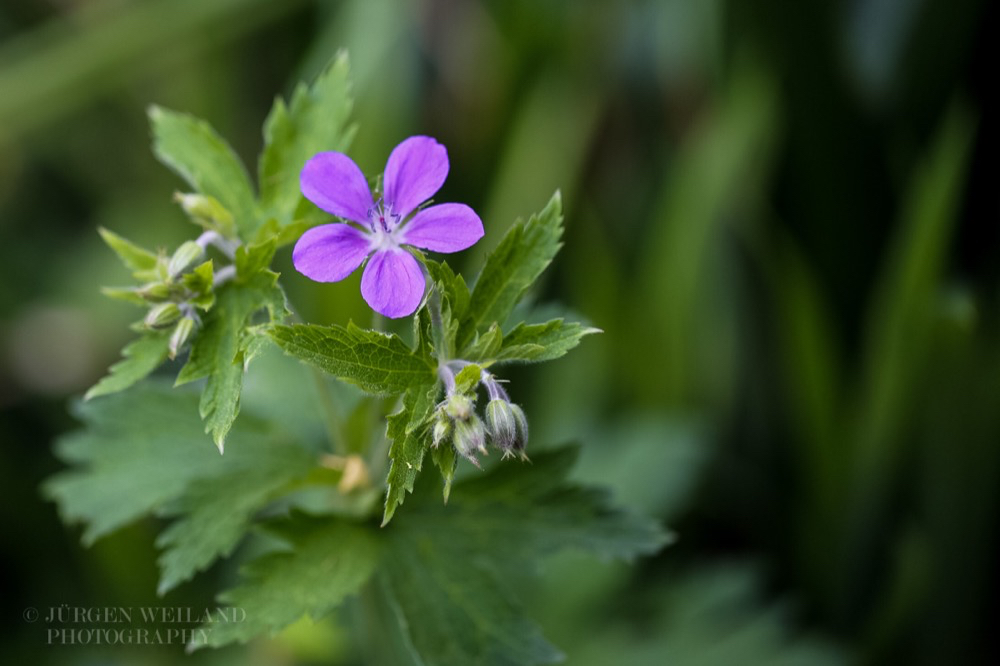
xmin=44 ymin=54 xmax=670 ymax=664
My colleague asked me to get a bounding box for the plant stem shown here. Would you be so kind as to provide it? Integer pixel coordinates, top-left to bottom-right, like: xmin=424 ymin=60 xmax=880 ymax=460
xmin=427 ymin=284 xmax=451 ymax=360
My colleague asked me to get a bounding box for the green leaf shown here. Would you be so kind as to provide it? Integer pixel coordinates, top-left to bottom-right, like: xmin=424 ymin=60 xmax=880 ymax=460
xmin=183 ymin=260 xmax=216 ymax=310
xmin=408 ymin=445 xmax=671 ymax=562
xmin=149 ymin=105 xmax=257 ymax=238
xmin=462 ymin=192 xmax=563 ymax=348
xmin=564 ymin=562 xmax=846 ymax=666
xmin=429 ymin=441 xmax=458 ymax=503
xmin=464 ymin=324 xmax=503 ymax=363
xmin=85 ymin=332 xmax=170 ymax=400
xmin=189 ymin=514 xmax=377 ymax=649
xmin=378 ymin=532 xmax=563 ymax=666
xmin=235 ymin=238 xmax=277 ymax=280
xmin=376 ymin=444 xmax=667 ymax=665
xmin=258 ymin=53 xmax=355 ymax=227
xmin=427 ymin=259 xmax=471 ymax=322
xmin=495 ymin=319 xmax=600 ymax=364
xmin=176 ymin=273 xmax=286 ymax=451
xmin=453 ymin=363 xmax=483 ymax=395
xmin=98 ymin=227 xmax=162 ymax=280
xmin=44 ymin=383 xmax=315 ymax=547
xmin=268 ymin=322 xmax=435 ymax=395
xmin=382 ymin=383 xmax=440 ymax=526
xmin=155 ymin=446 xmax=314 ymax=595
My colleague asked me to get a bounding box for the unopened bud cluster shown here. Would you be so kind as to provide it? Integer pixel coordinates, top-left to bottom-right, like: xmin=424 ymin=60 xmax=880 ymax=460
xmin=432 ymin=363 xmax=529 ymax=466
xmin=105 ymin=193 xmax=242 ymax=359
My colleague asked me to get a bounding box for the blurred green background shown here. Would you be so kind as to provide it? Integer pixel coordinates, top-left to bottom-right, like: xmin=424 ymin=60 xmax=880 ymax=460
xmin=1 ymin=0 xmax=996 ymax=663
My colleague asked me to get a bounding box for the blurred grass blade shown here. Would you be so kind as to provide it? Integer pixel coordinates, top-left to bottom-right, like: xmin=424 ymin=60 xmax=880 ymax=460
xmin=0 ymin=0 xmax=307 ymax=147
xmin=857 ymin=102 xmax=976 ymax=474
xmin=770 ymin=236 xmax=844 ymax=505
xmin=635 ymin=57 xmax=778 ymax=406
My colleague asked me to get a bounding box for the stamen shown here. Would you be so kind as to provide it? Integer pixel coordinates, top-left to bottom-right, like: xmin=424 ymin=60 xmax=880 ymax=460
xmin=367 ymin=198 xmax=402 ymax=235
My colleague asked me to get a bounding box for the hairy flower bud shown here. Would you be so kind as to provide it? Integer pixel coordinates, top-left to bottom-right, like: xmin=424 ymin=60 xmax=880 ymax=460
xmin=443 ymin=393 xmax=473 ymax=421
xmin=138 ymin=282 xmax=173 ymax=302
xmin=168 ymin=241 xmax=205 ymax=278
xmin=509 ymin=403 xmax=529 ymax=459
xmin=453 ymin=415 xmax=487 ymax=467
xmin=174 ymin=192 xmax=236 ymax=237
xmin=169 ymin=316 xmax=196 ymax=359
xmin=144 ymin=302 xmax=181 ymax=329
xmin=485 ymin=399 xmax=518 ymax=455
xmin=432 ymin=418 xmax=451 ymax=448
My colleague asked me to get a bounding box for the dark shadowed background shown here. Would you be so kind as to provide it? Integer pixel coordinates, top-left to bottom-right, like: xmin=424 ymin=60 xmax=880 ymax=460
xmin=1 ymin=0 xmax=997 ymax=664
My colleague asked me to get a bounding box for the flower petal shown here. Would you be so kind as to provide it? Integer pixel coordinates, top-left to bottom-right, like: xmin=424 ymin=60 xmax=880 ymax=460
xmin=293 ymin=224 xmax=372 ymax=282
xmin=398 ymin=203 xmax=484 ymax=253
xmin=383 ymin=136 xmax=449 ymax=218
xmin=300 ymin=152 xmax=374 ymax=223
xmin=360 ymin=249 xmax=426 ymax=319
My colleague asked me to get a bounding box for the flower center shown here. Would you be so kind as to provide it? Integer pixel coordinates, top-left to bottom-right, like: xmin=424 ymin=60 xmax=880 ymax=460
xmin=367 ymin=198 xmax=400 ymax=235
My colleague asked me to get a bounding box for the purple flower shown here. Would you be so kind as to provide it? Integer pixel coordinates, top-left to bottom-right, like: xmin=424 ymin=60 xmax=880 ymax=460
xmin=293 ymin=136 xmax=484 ymax=318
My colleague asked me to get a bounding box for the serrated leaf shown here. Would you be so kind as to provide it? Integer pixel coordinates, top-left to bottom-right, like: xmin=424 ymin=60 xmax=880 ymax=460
xmin=430 ymin=441 xmax=457 ymax=503
xmin=464 ymin=324 xmax=503 ymax=363
xmin=382 ymin=384 xmax=439 ymax=526
xmin=426 ymin=259 xmax=471 ymax=322
xmin=98 ymin=227 xmax=162 ymax=280
xmin=268 ymin=322 xmax=435 ymax=395
xmin=377 ymin=444 xmax=666 ymax=665
xmin=44 ymin=383 xmax=314 ymax=547
xmin=182 ymin=260 xmax=215 ymax=310
xmin=149 ymin=106 xmax=257 ymax=238
xmin=85 ymin=332 xmax=170 ymax=400
xmin=189 ymin=514 xmax=377 ymax=650
xmin=409 ymin=445 xmax=671 ymax=562
xmin=461 ymin=192 xmax=563 ymax=349
xmin=235 ymin=238 xmax=277 ymax=280
xmin=176 ymin=273 xmax=286 ymax=451
xmin=258 ymin=53 xmax=355 ymax=227
xmin=495 ymin=319 xmax=600 ymax=364
xmin=378 ymin=532 xmax=563 ymax=666
xmin=155 ymin=445 xmax=314 ymax=595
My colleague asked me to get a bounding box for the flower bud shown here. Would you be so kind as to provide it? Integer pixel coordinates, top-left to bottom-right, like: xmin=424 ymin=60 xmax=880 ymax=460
xmin=432 ymin=418 xmax=451 ymax=448
xmin=174 ymin=192 xmax=236 ymax=237
xmin=453 ymin=415 xmax=487 ymax=467
xmin=485 ymin=399 xmax=518 ymax=455
xmin=509 ymin=403 xmax=529 ymax=459
xmin=169 ymin=316 xmax=196 ymax=359
xmin=443 ymin=393 xmax=473 ymax=421
xmin=168 ymin=241 xmax=205 ymax=278
xmin=137 ymin=282 xmax=173 ymax=302
xmin=144 ymin=302 xmax=181 ymax=329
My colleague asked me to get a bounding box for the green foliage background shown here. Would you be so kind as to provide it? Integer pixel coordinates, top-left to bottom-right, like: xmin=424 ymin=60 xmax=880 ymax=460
xmin=0 ymin=0 xmax=995 ymax=664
